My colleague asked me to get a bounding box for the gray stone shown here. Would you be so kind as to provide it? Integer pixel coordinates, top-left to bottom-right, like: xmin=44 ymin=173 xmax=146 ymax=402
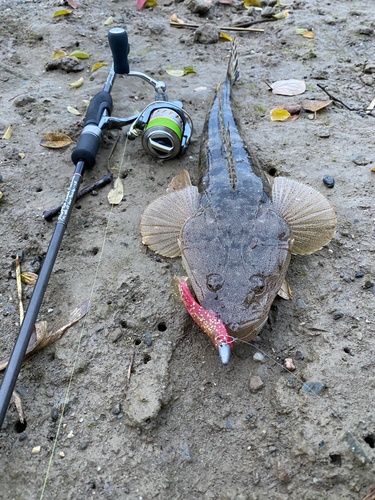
xmin=45 ymin=57 xmax=84 ymax=73
xmin=351 ymin=154 xmax=369 ymax=166
xmin=144 ymin=332 xmax=152 ymax=346
xmin=188 ymin=0 xmax=211 ymax=15
xmin=13 ymin=94 xmax=37 ymax=108
xmin=357 ymin=26 xmax=373 ymax=36
xmin=318 ymin=129 xmax=330 ymax=138
xmin=333 ymin=312 xmax=344 ymax=320
xmin=46 ymin=388 xmax=54 ymax=398
xmin=364 ymin=62 xmax=375 ymax=74
xmin=148 ymin=21 xmax=165 ymax=35
xmin=253 ymin=352 xmax=265 ymax=363
xmin=226 ymin=420 xmax=234 ymax=429
xmin=3 ymin=306 xmax=15 ymax=317
xmin=194 ymin=24 xmax=220 ymax=45
xmin=364 ymin=280 xmax=374 ymax=289
xmin=297 ymin=298 xmax=307 ymax=309
xmin=113 ymin=404 xmax=121 ymax=415
xmin=249 ymin=376 xmax=264 ymax=393
xmin=286 ymin=379 xmax=295 ymax=388
xmin=16 ymin=386 xmax=27 ymax=397
xmin=302 ymin=382 xmax=324 ymax=395
xmin=261 ymin=6 xmax=276 ymax=17
xmin=79 ymin=441 xmax=88 ymax=450
xmin=222 ymin=409 xmax=230 ymax=418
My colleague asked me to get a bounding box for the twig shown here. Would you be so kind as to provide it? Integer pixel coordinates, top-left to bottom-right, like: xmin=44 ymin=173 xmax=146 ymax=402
xmin=233 ymin=18 xmax=278 ymax=28
xmin=126 ymin=350 xmax=135 ymax=389
xmin=43 ymin=173 xmax=113 ymax=221
xmin=317 ymin=83 xmax=356 ymax=111
xmin=15 ymin=256 xmax=24 ymax=325
xmin=170 ymin=21 xmax=264 ymax=32
xmin=8 ymin=89 xmax=39 ymax=102
xmin=107 ymin=132 xmax=120 ymax=171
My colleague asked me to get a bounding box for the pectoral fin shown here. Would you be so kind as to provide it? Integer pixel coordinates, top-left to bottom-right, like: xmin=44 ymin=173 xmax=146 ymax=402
xmin=141 ymin=172 xmax=201 ymax=258
xmin=272 ymin=177 xmax=336 ymax=255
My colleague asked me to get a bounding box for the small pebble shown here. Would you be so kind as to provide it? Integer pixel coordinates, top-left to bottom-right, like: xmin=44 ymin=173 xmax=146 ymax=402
xmin=16 ymin=386 xmax=27 ymax=397
xmin=90 ymin=190 xmax=98 ymax=196
xmin=333 ymin=312 xmax=344 ymax=320
xmin=249 ymin=375 xmax=264 ymax=393
xmin=302 ymin=382 xmax=324 ymax=395
xmin=253 ymin=352 xmax=265 ymax=363
xmin=80 ymin=441 xmax=88 ymax=450
xmin=48 ymin=308 xmax=53 ymax=313
xmin=286 ymin=379 xmax=295 ymax=388
xmin=17 ymin=250 xmax=24 ymax=261
xmin=331 ymin=284 xmax=339 ymax=291
xmin=222 ymin=409 xmax=230 ymax=418
xmin=32 ymin=446 xmax=41 ymax=454
xmin=284 ymin=358 xmax=296 ymax=371
xmin=59 ymin=452 xmax=65 ymax=458
xmin=19 ymin=434 xmax=27 ymax=442
xmin=79 ymin=418 xmax=84 ymax=423
xmin=144 ymin=332 xmax=152 ymax=346
xmin=67 ymin=431 xmax=74 ymax=439
xmin=117 ymin=413 xmax=123 ymax=419
xmin=245 ymin=413 xmax=253 ymax=420
xmin=364 ymin=280 xmax=374 ymax=289
xmin=51 ymin=408 xmax=59 ymax=422
xmin=46 ymin=388 xmax=54 ymax=398
xmin=269 ymin=446 xmax=277 ymax=452
xmin=295 ymin=351 xmax=304 ymax=360
xmin=297 ymin=298 xmax=307 ymax=309
xmin=355 ymin=270 xmax=364 ymax=278
xmin=226 ymin=420 xmax=234 ymax=430
xmin=113 ymin=404 xmax=121 ymax=415
xmin=323 ymin=175 xmax=334 ymax=188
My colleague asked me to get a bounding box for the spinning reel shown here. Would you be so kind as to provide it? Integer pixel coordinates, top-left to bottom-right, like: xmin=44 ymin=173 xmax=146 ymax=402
xmin=72 ymin=28 xmax=193 ymax=165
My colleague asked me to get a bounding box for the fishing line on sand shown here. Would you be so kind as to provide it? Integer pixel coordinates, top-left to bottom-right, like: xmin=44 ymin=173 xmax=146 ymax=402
xmin=230 ymin=336 xmax=370 ymax=463
xmin=40 ymin=135 xmax=129 ymax=499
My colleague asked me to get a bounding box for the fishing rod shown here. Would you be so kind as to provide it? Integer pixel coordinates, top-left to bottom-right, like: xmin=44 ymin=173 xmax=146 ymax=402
xmin=0 ymin=27 xmax=193 ymax=429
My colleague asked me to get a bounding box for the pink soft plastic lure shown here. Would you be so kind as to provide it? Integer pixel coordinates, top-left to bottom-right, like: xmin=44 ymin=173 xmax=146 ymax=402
xmin=178 ymin=279 xmax=233 ymax=365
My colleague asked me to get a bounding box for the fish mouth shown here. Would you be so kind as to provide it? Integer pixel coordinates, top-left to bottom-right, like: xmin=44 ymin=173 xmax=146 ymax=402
xmin=226 ymin=316 xmax=268 ymax=341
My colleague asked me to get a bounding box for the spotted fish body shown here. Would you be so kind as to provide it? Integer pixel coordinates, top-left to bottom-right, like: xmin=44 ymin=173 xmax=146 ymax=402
xmin=141 ymin=39 xmax=336 ymax=362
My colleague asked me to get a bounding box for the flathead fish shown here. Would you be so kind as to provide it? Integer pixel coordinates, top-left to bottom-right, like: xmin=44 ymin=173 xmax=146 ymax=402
xmin=140 ymin=39 xmax=336 ymax=365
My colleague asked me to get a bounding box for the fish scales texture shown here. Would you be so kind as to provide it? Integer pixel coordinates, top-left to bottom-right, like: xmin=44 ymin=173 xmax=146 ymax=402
xmin=141 ymin=38 xmax=336 ymax=350
xmin=180 ymin=42 xmax=293 ymax=340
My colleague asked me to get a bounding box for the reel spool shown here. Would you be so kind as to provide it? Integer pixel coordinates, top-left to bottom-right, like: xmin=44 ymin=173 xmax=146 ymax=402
xmin=142 ymin=108 xmax=184 ymax=160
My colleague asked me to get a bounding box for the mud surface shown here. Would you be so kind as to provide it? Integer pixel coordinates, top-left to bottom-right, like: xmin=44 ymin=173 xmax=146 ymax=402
xmin=1 ymin=0 xmax=375 ymax=499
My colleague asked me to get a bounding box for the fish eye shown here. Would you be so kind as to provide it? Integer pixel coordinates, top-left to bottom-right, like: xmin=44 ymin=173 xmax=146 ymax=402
xmin=206 ymin=274 xmax=223 ymax=292
xmin=250 ymin=276 xmax=265 ymax=295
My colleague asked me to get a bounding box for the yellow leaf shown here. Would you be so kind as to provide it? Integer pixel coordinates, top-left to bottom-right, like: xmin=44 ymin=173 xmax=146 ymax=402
xmin=270 ymin=109 xmax=291 ymax=122
xmin=21 ymin=272 xmax=38 ymax=286
xmin=52 ymin=10 xmax=72 ymax=17
xmin=170 ymin=13 xmax=184 ymax=24
xmin=104 ymin=16 xmax=114 ymax=26
xmin=40 ymin=133 xmax=73 ymax=149
xmin=2 ymin=124 xmax=12 ymax=140
xmin=67 ymin=106 xmax=81 ymax=115
xmin=0 ymin=191 xmax=2 ymax=200
xmin=69 ymin=77 xmax=84 ymax=88
xmin=144 ymin=0 xmax=158 ymax=6
xmin=91 ymin=62 xmax=108 ymax=72
xmin=53 ymin=50 xmax=67 ymax=59
xmin=371 ymin=168 xmax=375 ymax=172
xmin=244 ymin=0 xmax=261 ymax=8
xmin=273 ymin=10 xmax=289 ymax=19
xmin=68 ymin=51 xmax=90 ymax=59
xmin=303 ymin=31 xmax=315 ymax=38
xmin=193 ymin=86 xmax=207 ymax=92
xmin=82 ymin=99 xmax=91 ymax=107
xmin=18 ymin=153 xmax=25 ymax=159
xmin=220 ymin=33 xmax=232 ymax=41
xmin=166 ymin=69 xmax=185 ymax=77
xmin=108 ymin=177 xmax=123 ymax=205
xmin=183 ymin=67 xmax=197 ymax=75
xmin=295 ymin=28 xmax=308 ymax=35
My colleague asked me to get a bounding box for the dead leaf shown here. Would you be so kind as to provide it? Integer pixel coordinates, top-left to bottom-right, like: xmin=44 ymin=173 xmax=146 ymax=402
xmin=18 ymin=153 xmax=25 ymax=159
xmin=53 ymin=50 xmax=67 ymax=59
xmin=67 ymin=0 xmax=78 ymax=8
xmin=69 ymin=77 xmax=84 ymax=88
xmin=301 ymin=99 xmax=332 ymax=119
xmin=0 ymin=300 xmax=89 ymax=371
xmin=91 ymin=62 xmax=108 ymax=73
xmin=40 ymin=132 xmax=73 ymax=149
xmin=219 ymin=0 xmax=233 ymax=3
xmin=137 ymin=0 xmax=158 ymax=9
xmin=170 ymin=14 xmax=184 ymax=24
xmin=244 ymin=0 xmax=261 ymax=8
xmin=108 ymin=176 xmax=123 ymax=205
xmin=295 ymin=28 xmax=308 ymax=35
xmin=2 ymin=124 xmax=12 ymax=140
xmin=194 ymin=86 xmax=207 ymax=92
xmin=104 ymin=16 xmax=114 ymax=26
xmin=67 ymin=106 xmax=81 ymax=115
xmin=269 ymin=79 xmax=306 ymax=96
xmin=12 ymin=391 xmax=25 ymax=424
xmin=270 ymin=104 xmax=301 ymax=122
xmin=21 ymin=272 xmax=38 ymax=286
xmin=273 ymin=10 xmax=289 ymax=19
xmin=270 ymin=109 xmax=291 ymax=122
xmin=52 ymin=10 xmax=72 ymax=17
xmin=278 ymin=280 xmax=292 ymax=300
xmin=220 ymin=33 xmax=232 ymax=41
xmin=0 ymin=192 xmax=2 ymax=200
xmin=303 ymin=31 xmax=315 ymax=38
xmin=68 ymin=50 xmax=89 ymax=59
xmin=82 ymin=99 xmax=91 ymax=107
xmin=362 ymin=487 xmax=375 ymax=500
xmin=166 ymin=69 xmax=185 ymax=77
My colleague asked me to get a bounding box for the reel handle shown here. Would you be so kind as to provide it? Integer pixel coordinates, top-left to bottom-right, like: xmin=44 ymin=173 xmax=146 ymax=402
xmin=108 ymin=28 xmax=130 ymax=75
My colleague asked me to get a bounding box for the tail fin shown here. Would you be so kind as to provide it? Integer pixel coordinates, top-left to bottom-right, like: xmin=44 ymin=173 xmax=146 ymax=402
xmin=226 ymin=37 xmax=239 ymax=85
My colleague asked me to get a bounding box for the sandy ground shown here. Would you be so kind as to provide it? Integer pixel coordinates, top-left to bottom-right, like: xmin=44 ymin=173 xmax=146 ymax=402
xmin=1 ymin=0 xmax=375 ymax=499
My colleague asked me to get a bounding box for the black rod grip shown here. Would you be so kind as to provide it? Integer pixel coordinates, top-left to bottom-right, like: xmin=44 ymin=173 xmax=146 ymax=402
xmin=71 ymin=133 xmax=101 ymax=168
xmin=108 ymin=28 xmax=130 ymax=75
xmin=85 ymin=90 xmax=113 ymax=126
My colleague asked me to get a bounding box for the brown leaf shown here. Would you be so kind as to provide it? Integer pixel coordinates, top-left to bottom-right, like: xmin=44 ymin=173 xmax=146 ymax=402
xmin=303 ymin=31 xmax=315 ymax=38
xmin=40 ymin=132 xmax=73 ymax=149
xmin=0 ymin=300 xmax=89 ymax=371
xmin=301 ymin=99 xmax=332 ymax=116
xmin=21 ymin=272 xmax=38 ymax=285
xmin=277 ymin=280 xmax=293 ymax=300
xmin=270 ymin=79 xmax=306 ymax=96
xmin=270 ymin=104 xmax=301 ymax=122
xmin=67 ymin=0 xmax=78 ymax=7
xmin=219 ymin=0 xmax=233 ymax=3
xmin=12 ymin=391 xmax=25 ymax=424
xmin=170 ymin=13 xmax=184 ymax=24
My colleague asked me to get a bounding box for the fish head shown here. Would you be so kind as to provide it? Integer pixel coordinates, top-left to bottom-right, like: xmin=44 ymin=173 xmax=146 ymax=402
xmin=180 ymin=206 xmax=292 ymax=340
